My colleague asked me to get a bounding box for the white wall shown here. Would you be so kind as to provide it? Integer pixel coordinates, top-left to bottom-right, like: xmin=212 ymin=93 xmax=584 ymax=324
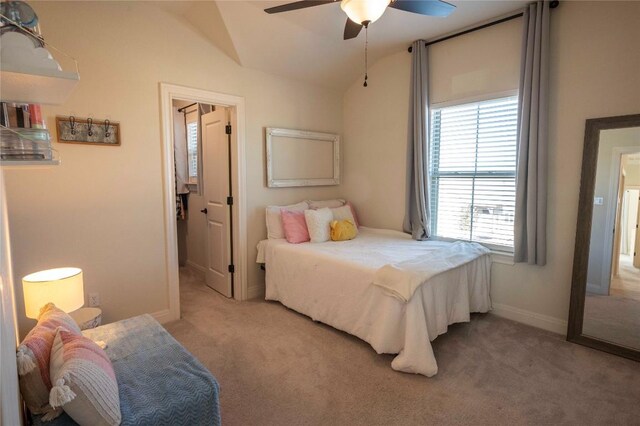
xmin=621 ymin=189 xmax=639 ymax=257
xmin=342 ymin=1 xmax=640 ymax=332
xmin=4 ymin=1 xmax=343 ymax=337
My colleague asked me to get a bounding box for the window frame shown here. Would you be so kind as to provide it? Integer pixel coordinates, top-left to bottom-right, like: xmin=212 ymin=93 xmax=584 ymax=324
xmin=186 ymin=120 xmax=199 ymax=183
xmin=428 ymin=91 xmax=519 ymax=253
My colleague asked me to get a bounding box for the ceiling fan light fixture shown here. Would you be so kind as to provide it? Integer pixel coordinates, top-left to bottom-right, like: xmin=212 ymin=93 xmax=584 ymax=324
xmin=340 ymin=0 xmax=390 ymax=25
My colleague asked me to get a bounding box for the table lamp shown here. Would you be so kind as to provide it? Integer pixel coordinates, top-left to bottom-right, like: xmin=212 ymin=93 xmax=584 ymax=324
xmin=22 ymin=267 xmax=84 ymax=319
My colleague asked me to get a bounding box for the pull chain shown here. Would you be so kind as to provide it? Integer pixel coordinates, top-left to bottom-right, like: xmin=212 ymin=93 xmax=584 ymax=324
xmin=363 ymin=24 xmax=368 ymax=87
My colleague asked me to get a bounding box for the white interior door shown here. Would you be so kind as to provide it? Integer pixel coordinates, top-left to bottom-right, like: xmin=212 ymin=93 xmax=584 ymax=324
xmin=635 ymin=194 xmax=640 ymax=268
xmin=201 ymin=108 xmax=233 ymax=297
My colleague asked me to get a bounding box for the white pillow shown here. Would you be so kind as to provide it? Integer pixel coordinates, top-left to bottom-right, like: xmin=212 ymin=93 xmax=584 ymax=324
xmin=308 ymin=199 xmax=345 ymax=209
xmin=266 ymin=201 xmax=309 ymax=239
xmin=304 ymin=208 xmax=333 ymax=243
xmin=331 ymin=205 xmax=356 ymax=224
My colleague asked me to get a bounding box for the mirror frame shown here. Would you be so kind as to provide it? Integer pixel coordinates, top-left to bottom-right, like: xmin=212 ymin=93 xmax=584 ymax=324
xmin=567 ymin=113 xmax=640 ymax=362
xmin=265 ymin=127 xmax=340 ymax=188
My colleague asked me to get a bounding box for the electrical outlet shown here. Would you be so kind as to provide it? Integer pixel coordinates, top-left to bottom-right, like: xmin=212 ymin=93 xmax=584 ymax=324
xmin=88 ymin=293 xmax=100 ymax=307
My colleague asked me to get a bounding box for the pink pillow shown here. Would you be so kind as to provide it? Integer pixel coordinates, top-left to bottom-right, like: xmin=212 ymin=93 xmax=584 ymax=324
xmin=281 ymin=209 xmax=310 ymax=244
xmin=49 ymin=327 xmax=121 ymax=425
xmin=17 ymin=303 xmax=82 ymax=415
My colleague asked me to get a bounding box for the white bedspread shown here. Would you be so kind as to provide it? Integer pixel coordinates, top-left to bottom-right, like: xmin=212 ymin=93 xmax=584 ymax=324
xmin=373 ymin=240 xmax=490 ymax=302
xmin=260 ymin=227 xmax=491 ymax=377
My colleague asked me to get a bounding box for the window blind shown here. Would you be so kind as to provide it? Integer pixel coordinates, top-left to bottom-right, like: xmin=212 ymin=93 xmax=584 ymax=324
xmin=429 ymin=96 xmax=518 ymax=251
xmin=186 ymin=121 xmax=198 ymax=180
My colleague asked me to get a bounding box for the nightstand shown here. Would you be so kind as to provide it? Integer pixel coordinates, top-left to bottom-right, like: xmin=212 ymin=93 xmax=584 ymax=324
xmin=70 ymin=307 xmax=102 ymax=330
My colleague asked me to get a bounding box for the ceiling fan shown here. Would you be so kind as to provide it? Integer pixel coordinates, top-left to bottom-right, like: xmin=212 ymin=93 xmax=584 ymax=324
xmin=264 ymin=0 xmax=456 ymax=40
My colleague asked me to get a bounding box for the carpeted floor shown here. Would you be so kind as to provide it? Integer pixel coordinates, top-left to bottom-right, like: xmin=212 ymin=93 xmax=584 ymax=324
xmin=584 ymin=294 xmax=640 ymax=349
xmin=164 ymin=267 xmax=640 ymax=425
xmin=611 ymin=254 xmax=640 ymax=301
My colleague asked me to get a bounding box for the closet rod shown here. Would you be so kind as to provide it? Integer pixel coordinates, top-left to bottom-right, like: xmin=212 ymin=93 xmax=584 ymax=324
xmin=177 ymin=102 xmax=197 ymax=113
xmin=407 ymin=0 xmax=559 ymax=53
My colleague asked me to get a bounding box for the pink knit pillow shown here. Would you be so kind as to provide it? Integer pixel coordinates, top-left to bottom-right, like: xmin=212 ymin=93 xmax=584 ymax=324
xmin=346 ymin=201 xmax=360 ymax=227
xmin=17 ymin=303 xmax=81 ymax=415
xmin=281 ymin=209 xmax=310 ymax=244
xmin=49 ymin=327 xmax=121 ymax=425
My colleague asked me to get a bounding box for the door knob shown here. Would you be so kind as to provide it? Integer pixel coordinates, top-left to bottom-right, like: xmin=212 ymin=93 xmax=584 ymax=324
xmin=201 ymin=208 xmax=208 ymax=214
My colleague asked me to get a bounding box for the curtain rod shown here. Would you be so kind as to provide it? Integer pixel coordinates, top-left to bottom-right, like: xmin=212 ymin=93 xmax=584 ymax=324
xmin=177 ymin=102 xmax=197 ymax=113
xmin=407 ymin=0 xmax=559 ymax=53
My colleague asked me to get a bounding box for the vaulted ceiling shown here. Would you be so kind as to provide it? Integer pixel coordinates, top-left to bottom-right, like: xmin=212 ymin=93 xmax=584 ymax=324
xmin=157 ymin=0 xmax=531 ymax=90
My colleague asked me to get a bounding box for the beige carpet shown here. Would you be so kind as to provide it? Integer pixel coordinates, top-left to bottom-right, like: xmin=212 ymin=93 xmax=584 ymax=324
xmin=164 ymin=268 xmax=640 ymax=425
xmin=583 ymin=294 xmax=640 ymax=349
xmin=611 ymin=254 xmax=640 ymax=301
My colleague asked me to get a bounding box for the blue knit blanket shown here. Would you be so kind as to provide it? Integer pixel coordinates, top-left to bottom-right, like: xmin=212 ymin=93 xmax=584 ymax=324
xmin=32 ymin=314 xmax=221 ymax=426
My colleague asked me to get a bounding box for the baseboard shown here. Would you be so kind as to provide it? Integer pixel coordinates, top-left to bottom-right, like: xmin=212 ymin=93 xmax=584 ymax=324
xmin=151 ymin=308 xmax=176 ymax=324
xmin=247 ymin=284 xmax=265 ymax=300
xmin=186 ymin=260 xmax=206 ymax=275
xmin=491 ymin=303 xmax=567 ymax=335
xmin=586 ymin=282 xmax=607 ymax=295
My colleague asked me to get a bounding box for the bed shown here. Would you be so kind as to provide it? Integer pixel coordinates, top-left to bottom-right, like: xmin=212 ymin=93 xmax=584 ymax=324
xmin=257 ymin=227 xmax=492 ymax=377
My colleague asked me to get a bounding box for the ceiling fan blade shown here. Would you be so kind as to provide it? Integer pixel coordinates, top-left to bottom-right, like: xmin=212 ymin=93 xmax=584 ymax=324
xmin=388 ymin=0 xmax=456 ymax=17
xmin=264 ymin=0 xmax=336 ymax=14
xmin=343 ymin=18 xmax=363 ymax=40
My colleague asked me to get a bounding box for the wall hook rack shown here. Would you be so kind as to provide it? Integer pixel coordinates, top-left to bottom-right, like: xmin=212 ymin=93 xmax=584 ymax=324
xmin=56 ymin=116 xmax=121 ymax=146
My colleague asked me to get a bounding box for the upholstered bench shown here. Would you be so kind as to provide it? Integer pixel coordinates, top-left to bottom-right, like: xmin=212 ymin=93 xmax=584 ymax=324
xmin=32 ymin=314 xmax=221 ymax=426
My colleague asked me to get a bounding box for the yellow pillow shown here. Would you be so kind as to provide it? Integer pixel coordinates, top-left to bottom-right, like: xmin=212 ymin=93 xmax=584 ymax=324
xmin=330 ymin=220 xmax=357 ymax=241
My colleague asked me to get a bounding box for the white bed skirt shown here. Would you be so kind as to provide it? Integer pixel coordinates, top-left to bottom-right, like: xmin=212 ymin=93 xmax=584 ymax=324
xmin=262 ymin=228 xmax=491 ymax=377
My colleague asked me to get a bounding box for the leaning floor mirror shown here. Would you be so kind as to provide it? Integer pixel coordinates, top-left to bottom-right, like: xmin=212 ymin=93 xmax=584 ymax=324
xmin=568 ymin=114 xmax=640 ymax=361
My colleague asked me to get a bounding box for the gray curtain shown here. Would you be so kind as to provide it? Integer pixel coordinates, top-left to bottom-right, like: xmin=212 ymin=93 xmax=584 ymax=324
xmin=514 ymin=1 xmax=550 ymax=265
xmin=403 ymin=40 xmax=431 ymax=241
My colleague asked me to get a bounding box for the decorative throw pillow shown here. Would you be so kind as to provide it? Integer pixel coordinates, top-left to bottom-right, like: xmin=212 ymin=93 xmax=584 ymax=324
xmin=308 ymin=199 xmax=345 ymax=209
xmin=304 ymin=208 xmax=333 ymax=243
xmin=330 ymin=220 xmax=358 ymax=241
xmin=345 ymin=201 xmax=360 ymax=227
xmin=281 ymin=210 xmax=310 ymax=244
xmin=17 ymin=303 xmax=81 ymax=415
xmin=49 ymin=327 xmax=121 ymax=426
xmin=331 ymin=205 xmax=357 ymax=225
xmin=265 ymin=201 xmax=309 ymax=239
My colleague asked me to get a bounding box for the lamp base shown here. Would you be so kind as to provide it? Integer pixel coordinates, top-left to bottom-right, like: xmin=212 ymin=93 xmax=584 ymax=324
xmin=69 ymin=307 xmax=102 ymax=330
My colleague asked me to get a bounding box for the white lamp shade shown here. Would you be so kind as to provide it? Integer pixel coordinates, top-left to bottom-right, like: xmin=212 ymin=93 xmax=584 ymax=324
xmin=340 ymin=0 xmax=390 ymax=25
xmin=22 ymin=267 xmax=84 ymax=319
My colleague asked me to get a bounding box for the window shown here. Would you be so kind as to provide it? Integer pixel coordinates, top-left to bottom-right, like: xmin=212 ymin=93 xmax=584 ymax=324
xmin=186 ymin=120 xmax=198 ymax=183
xmin=429 ymin=96 xmax=518 ymax=251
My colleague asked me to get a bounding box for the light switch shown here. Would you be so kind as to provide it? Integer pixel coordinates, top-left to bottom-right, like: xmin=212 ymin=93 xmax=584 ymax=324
xmin=594 ymin=197 xmax=604 ymax=205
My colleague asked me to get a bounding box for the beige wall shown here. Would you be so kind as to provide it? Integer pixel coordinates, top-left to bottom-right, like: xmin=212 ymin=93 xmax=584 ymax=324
xmin=0 ymin=171 xmax=21 ymax=425
xmin=342 ymin=1 xmax=640 ymax=331
xmin=624 ymin=158 xmax=640 ymax=187
xmin=4 ymin=1 xmax=343 ymax=337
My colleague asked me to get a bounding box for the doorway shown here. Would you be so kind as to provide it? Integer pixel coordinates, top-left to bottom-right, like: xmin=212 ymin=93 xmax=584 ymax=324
xmin=160 ymin=83 xmax=247 ymax=322
xmin=172 ymin=100 xmax=234 ymax=297
xmin=611 ymin=152 xmax=640 ymax=301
